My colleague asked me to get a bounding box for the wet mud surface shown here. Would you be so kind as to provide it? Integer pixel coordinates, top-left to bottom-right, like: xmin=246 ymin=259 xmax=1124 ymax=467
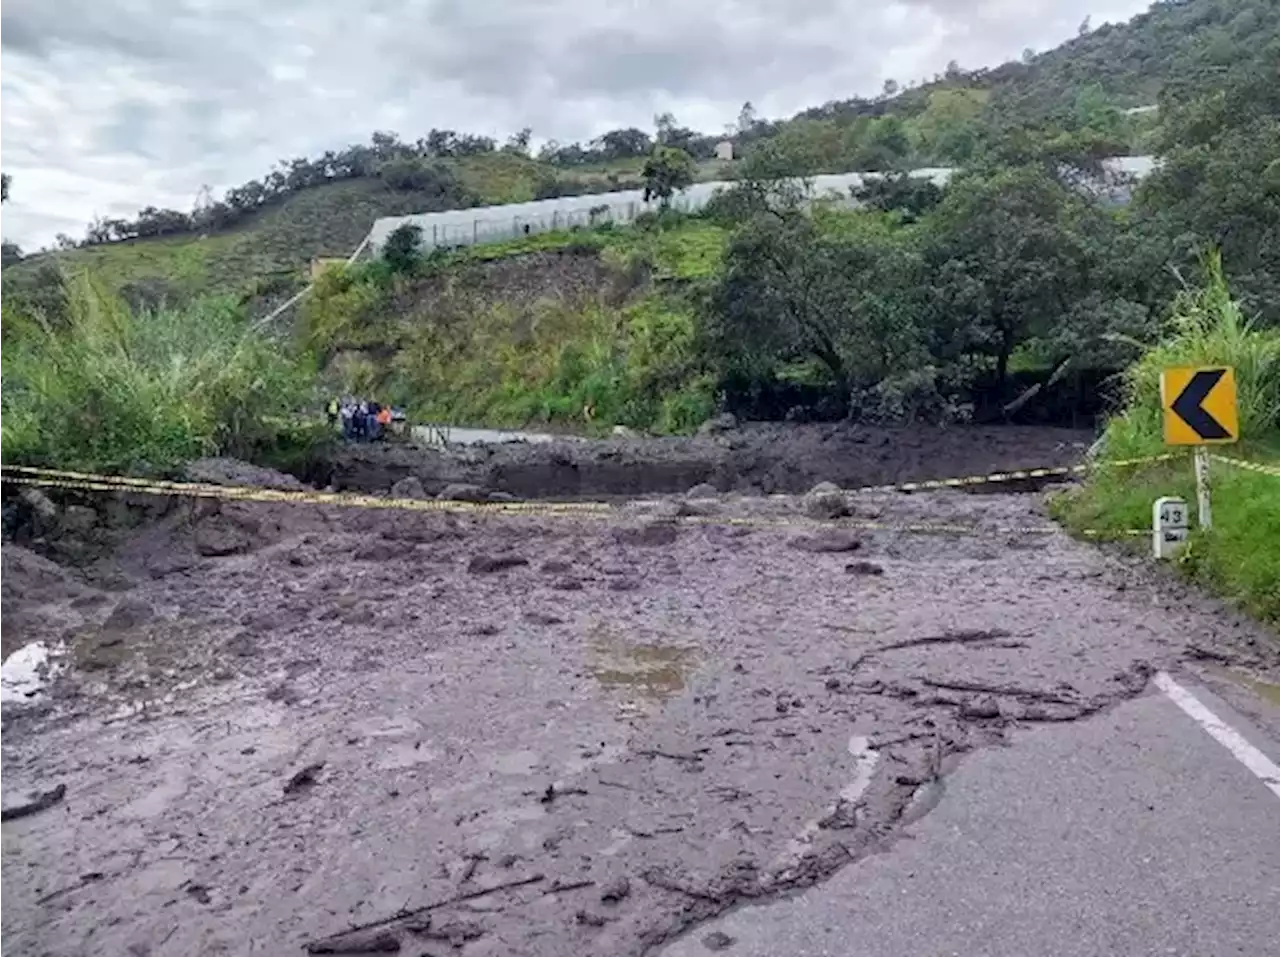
xmin=322 ymin=422 xmax=1093 ymax=498
xmin=3 ymin=480 xmax=1278 ymax=957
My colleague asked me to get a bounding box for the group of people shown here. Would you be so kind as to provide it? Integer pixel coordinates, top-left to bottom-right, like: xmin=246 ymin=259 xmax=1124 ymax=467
xmin=326 ymin=397 xmax=404 ymax=442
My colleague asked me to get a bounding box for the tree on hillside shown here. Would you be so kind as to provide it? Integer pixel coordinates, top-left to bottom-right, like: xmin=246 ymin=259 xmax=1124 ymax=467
xmin=922 ymin=166 xmax=1100 ymax=392
xmin=504 ymin=127 xmax=532 ymax=156
xmin=1 ymin=173 xmax=10 ymax=202
xmin=642 ymin=147 xmax=695 ymax=207
xmin=1137 ymin=51 xmax=1280 ymax=324
xmin=708 ymin=212 xmax=926 ymax=403
xmin=382 ymin=223 xmax=423 ymax=275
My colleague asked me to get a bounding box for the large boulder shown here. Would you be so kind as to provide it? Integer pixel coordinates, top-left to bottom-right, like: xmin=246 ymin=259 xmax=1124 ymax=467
xmin=802 ymin=481 xmax=849 ymax=520
xmin=390 ymin=476 xmax=427 ymax=500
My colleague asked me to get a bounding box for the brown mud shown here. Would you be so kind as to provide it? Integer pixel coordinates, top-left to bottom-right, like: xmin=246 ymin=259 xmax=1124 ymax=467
xmin=320 ymin=422 xmax=1094 ymax=498
xmin=3 ymin=456 xmax=1278 ymax=957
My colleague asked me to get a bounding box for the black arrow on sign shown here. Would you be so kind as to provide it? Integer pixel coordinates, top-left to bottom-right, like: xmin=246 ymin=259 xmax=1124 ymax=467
xmin=1171 ymin=368 xmax=1231 ymax=440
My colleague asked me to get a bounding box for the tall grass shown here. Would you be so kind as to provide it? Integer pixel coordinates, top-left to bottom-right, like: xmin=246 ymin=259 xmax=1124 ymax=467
xmin=2 ymin=272 xmax=314 ymax=473
xmin=1102 ymin=251 xmax=1280 ymax=460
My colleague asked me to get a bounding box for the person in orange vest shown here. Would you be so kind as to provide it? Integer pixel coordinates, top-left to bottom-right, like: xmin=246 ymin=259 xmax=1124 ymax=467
xmin=375 ymin=404 xmax=392 ymax=440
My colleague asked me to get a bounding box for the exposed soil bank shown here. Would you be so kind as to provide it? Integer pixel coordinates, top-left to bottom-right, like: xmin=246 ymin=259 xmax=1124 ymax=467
xmin=3 ymin=466 xmax=1276 ymax=957
xmin=318 ymin=422 xmax=1095 ymax=499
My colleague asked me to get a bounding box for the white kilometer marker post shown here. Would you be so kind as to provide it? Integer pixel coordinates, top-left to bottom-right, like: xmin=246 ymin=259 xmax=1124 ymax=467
xmin=1152 ymin=496 xmax=1188 ymax=560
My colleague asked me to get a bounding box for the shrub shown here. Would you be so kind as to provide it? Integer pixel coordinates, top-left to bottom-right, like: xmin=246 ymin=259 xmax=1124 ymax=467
xmin=1104 ymin=251 xmax=1280 ymax=459
xmin=382 ymin=223 xmax=424 ymax=275
xmin=2 ymin=273 xmax=313 ymax=473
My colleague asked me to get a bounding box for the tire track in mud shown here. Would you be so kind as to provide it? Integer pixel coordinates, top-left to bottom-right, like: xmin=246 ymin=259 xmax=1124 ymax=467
xmin=2 ymin=484 xmax=1275 ymax=957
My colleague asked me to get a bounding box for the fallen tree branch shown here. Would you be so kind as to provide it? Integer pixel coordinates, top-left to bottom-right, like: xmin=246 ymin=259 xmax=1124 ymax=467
xmin=303 ymin=873 xmax=544 ymax=950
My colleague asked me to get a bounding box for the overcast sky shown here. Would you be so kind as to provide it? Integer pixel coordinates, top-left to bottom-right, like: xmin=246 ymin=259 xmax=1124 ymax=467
xmin=1 ymin=0 xmax=1151 ymax=249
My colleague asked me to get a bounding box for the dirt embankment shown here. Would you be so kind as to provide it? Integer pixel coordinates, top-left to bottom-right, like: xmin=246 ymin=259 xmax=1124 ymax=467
xmin=319 ymin=422 xmax=1095 ymax=499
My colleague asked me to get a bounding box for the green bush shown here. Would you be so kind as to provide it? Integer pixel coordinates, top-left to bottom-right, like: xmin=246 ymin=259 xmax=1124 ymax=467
xmin=2 ymin=272 xmax=313 ymax=474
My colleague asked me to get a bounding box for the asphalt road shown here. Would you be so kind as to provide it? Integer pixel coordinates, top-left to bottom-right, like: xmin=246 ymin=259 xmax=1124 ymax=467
xmin=661 ymin=670 xmax=1280 ymax=957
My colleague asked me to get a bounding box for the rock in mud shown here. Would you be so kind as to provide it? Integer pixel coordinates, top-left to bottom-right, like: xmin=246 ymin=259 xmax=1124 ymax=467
xmin=389 ymin=476 xmax=427 ymax=500
xmin=551 ymin=577 xmax=584 ymax=591
xmin=102 ymin=596 xmax=154 ymax=631
xmin=612 ymin=425 xmax=642 ymax=439
xmin=599 ymin=877 xmax=632 ymax=904
xmin=524 ymin=610 xmax=564 ymax=626
xmin=0 ymin=783 xmax=66 ymax=823
xmin=697 ymin=413 xmax=738 ymax=436
xmin=702 ymin=930 xmax=736 ymax=951
xmin=686 ymin=483 xmax=720 ymax=499
xmin=283 ymin=762 xmax=324 ymax=793
xmin=960 ymin=694 xmax=1002 ymax=719
xmin=844 ymin=560 xmax=885 ymax=576
xmin=802 ymin=481 xmax=849 ymax=520
xmin=195 ymin=525 xmax=252 ymax=557
xmin=467 ymin=554 xmax=529 ymax=574
xmin=438 ymin=483 xmax=490 ymax=504
xmin=19 ymin=488 xmax=58 ymax=522
xmin=613 ymin=522 xmax=679 ymax=547
xmin=789 ymin=529 xmax=862 ymax=553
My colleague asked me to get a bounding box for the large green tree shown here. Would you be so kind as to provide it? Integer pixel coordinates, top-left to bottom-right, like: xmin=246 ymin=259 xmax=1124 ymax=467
xmin=642 ymin=147 xmax=696 ymax=207
xmin=707 ymin=211 xmax=926 ymax=402
xmin=922 ymin=166 xmax=1102 ymax=391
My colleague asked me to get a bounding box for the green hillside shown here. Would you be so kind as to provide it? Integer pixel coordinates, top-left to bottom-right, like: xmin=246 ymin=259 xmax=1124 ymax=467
xmin=5 ymin=0 xmax=1274 ymax=313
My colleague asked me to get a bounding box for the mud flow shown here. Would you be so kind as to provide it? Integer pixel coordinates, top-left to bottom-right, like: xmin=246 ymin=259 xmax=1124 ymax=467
xmin=2 ymin=458 xmax=1277 ymax=957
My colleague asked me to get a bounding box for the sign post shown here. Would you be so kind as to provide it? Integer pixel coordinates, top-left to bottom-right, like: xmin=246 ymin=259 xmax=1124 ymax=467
xmin=1159 ymin=366 xmax=1239 ymax=530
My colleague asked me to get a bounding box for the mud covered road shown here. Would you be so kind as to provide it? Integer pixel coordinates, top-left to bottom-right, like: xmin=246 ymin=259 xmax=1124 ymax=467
xmin=2 ymin=479 xmax=1279 ymax=956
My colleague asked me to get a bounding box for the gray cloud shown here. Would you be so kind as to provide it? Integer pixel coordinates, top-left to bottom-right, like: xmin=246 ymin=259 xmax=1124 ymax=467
xmin=0 ymin=0 xmax=1150 ymax=248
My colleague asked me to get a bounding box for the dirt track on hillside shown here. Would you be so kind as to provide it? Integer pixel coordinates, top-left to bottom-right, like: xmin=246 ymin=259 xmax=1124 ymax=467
xmin=3 ymin=466 xmax=1277 ymax=957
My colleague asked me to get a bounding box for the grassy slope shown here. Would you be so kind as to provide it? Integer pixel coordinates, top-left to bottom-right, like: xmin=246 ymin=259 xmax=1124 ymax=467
xmin=5 ymin=151 xmax=735 ymax=304
xmin=306 ymin=216 xmax=731 ymax=433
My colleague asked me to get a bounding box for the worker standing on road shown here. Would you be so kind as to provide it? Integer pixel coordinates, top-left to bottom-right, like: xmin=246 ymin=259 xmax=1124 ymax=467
xmin=376 ymin=404 xmax=392 ymax=440
xmin=326 ymin=397 xmax=339 ymax=429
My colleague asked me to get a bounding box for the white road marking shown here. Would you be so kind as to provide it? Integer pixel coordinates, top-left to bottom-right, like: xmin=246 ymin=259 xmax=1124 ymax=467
xmin=773 ymin=736 xmax=879 ymax=877
xmin=1155 ymin=671 xmax=1280 ymax=801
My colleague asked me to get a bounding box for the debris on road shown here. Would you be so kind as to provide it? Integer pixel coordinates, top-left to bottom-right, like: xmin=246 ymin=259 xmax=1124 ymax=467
xmin=1 ymin=782 xmax=67 ymax=821
xmin=283 ymin=762 xmax=324 ymax=794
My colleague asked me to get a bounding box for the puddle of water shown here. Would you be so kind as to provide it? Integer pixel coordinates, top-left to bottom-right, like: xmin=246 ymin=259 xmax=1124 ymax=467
xmin=1201 ymin=663 xmax=1280 ymax=708
xmin=1 ymin=641 xmax=60 ymax=704
xmin=588 ymin=625 xmax=699 ymax=703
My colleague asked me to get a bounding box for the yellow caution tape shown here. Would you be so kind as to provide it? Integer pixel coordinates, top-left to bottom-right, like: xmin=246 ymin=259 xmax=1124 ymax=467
xmin=1209 ymin=454 xmax=1280 ymax=478
xmin=1 ymin=451 xmax=1175 ymax=505
xmin=0 ymin=471 xmax=1148 ymax=538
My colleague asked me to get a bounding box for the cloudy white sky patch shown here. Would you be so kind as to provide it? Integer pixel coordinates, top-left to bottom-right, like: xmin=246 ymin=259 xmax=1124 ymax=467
xmin=2 ymin=0 xmax=1151 ymax=248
